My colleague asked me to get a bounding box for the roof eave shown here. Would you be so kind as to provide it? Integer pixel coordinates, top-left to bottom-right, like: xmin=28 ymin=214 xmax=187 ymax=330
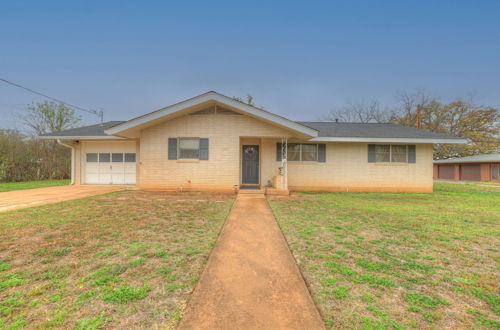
xmin=104 ymin=92 xmax=318 ymax=137
xmin=434 ymin=160 xmax=497 ymax=164
xmin=308 ymin=137 xmax=469 ymax=144
xmin=38 ymin=135 xmax=125 ymax=140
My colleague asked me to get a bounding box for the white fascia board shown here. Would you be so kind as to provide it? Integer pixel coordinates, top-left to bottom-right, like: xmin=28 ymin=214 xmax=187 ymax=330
xmin=309 ymin=137 xmax=469 ymax=144
xmin=105 ymin=92 xmax=318 ymax=137
xmin=434 ymin=159 xmax=500 ymax=164
xmin=435 ymin=160 xmax=487 ymax=164
xmin=38 ymin=135 xmax=125 ymax=140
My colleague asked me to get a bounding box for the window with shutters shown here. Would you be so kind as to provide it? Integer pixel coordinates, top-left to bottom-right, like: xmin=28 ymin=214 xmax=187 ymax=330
xmin=369 ymin=144 xmax=415 ymax=163
xmin=178 ymin=138 xmax=200 ymax=159
xmin=282 ymin=143 xmax=320 ymax=162
xmin=169 ymin=137 xmax=209 ymax=160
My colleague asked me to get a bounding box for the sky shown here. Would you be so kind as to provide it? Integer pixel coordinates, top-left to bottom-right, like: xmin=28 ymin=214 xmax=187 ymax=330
xmin=1 ymin=0 xmax=499 ymax=129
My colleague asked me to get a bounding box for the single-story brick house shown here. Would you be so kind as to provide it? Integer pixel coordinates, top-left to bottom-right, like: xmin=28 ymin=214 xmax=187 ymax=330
xmin=40 ymin=91 xmax=467 ymax=193
xmin=434 ymin=153 xmax=500 ymax=182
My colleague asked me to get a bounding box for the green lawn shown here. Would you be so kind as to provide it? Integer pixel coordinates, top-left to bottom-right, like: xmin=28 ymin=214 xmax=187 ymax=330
xmin=0 ymin=180 xmax=70 ymax=192
xmin=0 ymin=191 xmax=233 ymax=329
xmin=269 ymin=183 xmax=499 ymax=329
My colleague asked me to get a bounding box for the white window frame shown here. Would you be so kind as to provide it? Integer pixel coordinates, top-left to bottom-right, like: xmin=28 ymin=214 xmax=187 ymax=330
xmin=177 ymin=137 xmax=201 ymax=160
xmin=374 ymin=144 xmax=409 ymax=163
xmin=287 ymin=143 xmax=319 ymax=162
xmin=86 ymin=153 xmax=136 ymax=164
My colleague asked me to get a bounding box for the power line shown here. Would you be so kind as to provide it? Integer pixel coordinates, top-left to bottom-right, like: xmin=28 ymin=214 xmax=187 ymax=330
xmin=0 ymin=77 xmax=103 ymax=122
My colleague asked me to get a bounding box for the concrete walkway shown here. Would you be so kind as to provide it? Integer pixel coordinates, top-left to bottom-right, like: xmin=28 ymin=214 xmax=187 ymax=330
xmin=178 ymin=194 xmax=325 ymax=330
xmin=0 ymin=185 xmax=125 ymax=212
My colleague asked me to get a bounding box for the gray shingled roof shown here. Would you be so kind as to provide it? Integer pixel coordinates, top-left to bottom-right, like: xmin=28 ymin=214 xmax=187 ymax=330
xmin=40 ymin=119 xmax=464 ymax=141
xmin=297 ymin=122 xmax=463 ymax=139
xmin=434 ymin=153 xmax=500 ymax=163
xmin=40 ymin=121 xmax=125 ymax=137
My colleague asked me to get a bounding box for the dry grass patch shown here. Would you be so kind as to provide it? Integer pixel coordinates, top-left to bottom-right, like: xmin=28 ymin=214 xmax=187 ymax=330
xmin=269 ymin=183 xmax=499 ymax=329
xmin=0 ymin=191 xmax=233 ymax=329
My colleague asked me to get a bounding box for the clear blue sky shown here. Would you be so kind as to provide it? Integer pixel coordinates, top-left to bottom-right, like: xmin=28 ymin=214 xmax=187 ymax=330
xmin=1 ymin=0 xmax=499 ymax=129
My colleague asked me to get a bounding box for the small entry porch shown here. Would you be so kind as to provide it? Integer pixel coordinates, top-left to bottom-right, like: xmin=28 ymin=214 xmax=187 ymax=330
xmin=239 ymin=137 xmax=289 ymax=195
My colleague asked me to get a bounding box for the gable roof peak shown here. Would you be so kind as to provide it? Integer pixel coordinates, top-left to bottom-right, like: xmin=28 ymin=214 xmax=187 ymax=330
xmin=104 ymin=91 xmax=318 ymax=137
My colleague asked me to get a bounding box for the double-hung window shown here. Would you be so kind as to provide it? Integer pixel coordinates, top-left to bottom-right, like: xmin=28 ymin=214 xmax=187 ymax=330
xmin=287 ymin=143 xmax=318 ymax=161
xmin=178 ymin=138 xmax=200 ymax=159
xmin=277 ymin=143 xmax=326 ymax=162
xmin=369 ymin=144 xmax=416 ymax=163
xmin=168 ymin=137 xmax=209 ymax=160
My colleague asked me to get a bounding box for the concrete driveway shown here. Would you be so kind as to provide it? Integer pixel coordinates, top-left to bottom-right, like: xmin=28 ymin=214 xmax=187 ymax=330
xmin=0 ymin=185 xmax=126 ymax=212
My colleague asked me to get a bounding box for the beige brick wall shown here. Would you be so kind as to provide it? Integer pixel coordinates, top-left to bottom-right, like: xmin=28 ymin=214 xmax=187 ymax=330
xmin=139 ymin=113 xmax=292 ymax=191
xmin=73 ymin=113 xmax=434 ymax=192
xmin=285 ymin=142 xmax=433 ymax=192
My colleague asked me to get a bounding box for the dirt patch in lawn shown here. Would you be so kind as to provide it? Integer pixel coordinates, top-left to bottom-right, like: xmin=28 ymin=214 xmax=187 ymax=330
xmin=0 ymin=191 xmax=234 ymax=329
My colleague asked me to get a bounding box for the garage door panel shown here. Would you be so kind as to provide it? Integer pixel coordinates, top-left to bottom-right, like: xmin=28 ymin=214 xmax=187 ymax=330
xmin=86 ymin=174 xmax=99 ymax=184
xmin=460 ymin=165 xmax=481 ymax=181
xmin=112 ymin=173 xmax=125 ymax=184
xmin=99 ymin=174 xmax=112 ymax=184
xmin=438 ymin=165 xmax=455 ymax=180
xmin=112 ymin=163 xmax=124 ymax=172
xmin=84 ymin=143 xmax=136 ymax=184
xmin=124 ymin=163 xmax=136 ymax=173
xmin=98 ymin=163 xmax=112 ymax=174
xmin=86 ymin=163 xmax=99 ymax=173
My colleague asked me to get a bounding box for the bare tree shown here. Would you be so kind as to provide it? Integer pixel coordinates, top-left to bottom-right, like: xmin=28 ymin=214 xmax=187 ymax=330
xmin=391 ymin=97 xmax=499 ymax=159
xmin=325 ymin=100 xmax=389 ymax=123
xmin=7 ymin=101 xmax=82 ymax=182
xmin=391 ymin=89 xmax=437 ymax=126
xmin=22 ymin=101 xmax=81 ymax=136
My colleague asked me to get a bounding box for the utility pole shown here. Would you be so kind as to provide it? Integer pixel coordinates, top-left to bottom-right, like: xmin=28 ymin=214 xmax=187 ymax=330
xmin=415 ymin=105 xmax=421 ymax=129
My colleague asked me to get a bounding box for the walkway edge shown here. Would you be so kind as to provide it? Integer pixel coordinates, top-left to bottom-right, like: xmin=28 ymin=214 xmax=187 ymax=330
xmin=265 ymin=196 xmax=326 ymax=322
xmin=177 ymin=195 xmax=238 ymax=327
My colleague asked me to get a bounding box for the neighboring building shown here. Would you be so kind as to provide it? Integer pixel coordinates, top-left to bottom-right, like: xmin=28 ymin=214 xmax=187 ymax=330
xmin=40 ymin=92 xmax=466 ymax=193
xmin=434 ymin=154 xmax=500 ymax=182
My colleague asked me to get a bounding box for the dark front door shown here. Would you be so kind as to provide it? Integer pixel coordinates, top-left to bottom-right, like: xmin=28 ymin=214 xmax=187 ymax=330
xmin=242 ymin=145 xmax=259 ymax=184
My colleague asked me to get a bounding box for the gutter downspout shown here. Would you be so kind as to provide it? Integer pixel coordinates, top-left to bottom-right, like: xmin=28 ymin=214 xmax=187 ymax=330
xmin=57 ymin=139 xmax=75 ymax=185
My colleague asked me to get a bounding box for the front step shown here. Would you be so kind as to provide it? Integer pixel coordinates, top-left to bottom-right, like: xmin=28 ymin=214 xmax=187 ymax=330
xmin=238 ymin=187 xmax=290 ymax=195
xmin=238 ymin=188 xmax=265 ymax=194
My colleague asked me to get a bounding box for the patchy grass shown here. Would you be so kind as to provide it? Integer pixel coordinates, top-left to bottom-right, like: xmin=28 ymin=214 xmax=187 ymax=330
xmin=470 ymin=181 xmax=500 ymax=186
xmin=0 ymin=180 xmax=70 ymax=192
xmin=0 ymin=191 xmax=233 ymax=329
xmin=269 ymin=183 xmax=499 ymax=329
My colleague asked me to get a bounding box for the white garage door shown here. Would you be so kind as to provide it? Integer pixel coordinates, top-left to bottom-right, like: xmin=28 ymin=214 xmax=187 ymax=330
xmin=83 ymin=141 xmax=136 ymax=185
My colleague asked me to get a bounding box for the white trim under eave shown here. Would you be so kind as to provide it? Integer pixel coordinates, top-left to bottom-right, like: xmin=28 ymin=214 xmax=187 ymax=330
xmin=38 ymin=136 xmax=125 ymax=140
xmin=308 ymin=137 xmax=469 ymax=144
xmin=104 ymin=91 xmax=319 ymax=137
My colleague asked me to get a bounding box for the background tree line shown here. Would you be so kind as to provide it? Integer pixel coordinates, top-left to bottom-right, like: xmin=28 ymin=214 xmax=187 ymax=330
xmin=0 ymin=101 xmax=80 ymax=182
xmin=0 ymin=90 xmax=498 ymax=182
xmin=326 ymin=90 xmax=500 ymax=159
